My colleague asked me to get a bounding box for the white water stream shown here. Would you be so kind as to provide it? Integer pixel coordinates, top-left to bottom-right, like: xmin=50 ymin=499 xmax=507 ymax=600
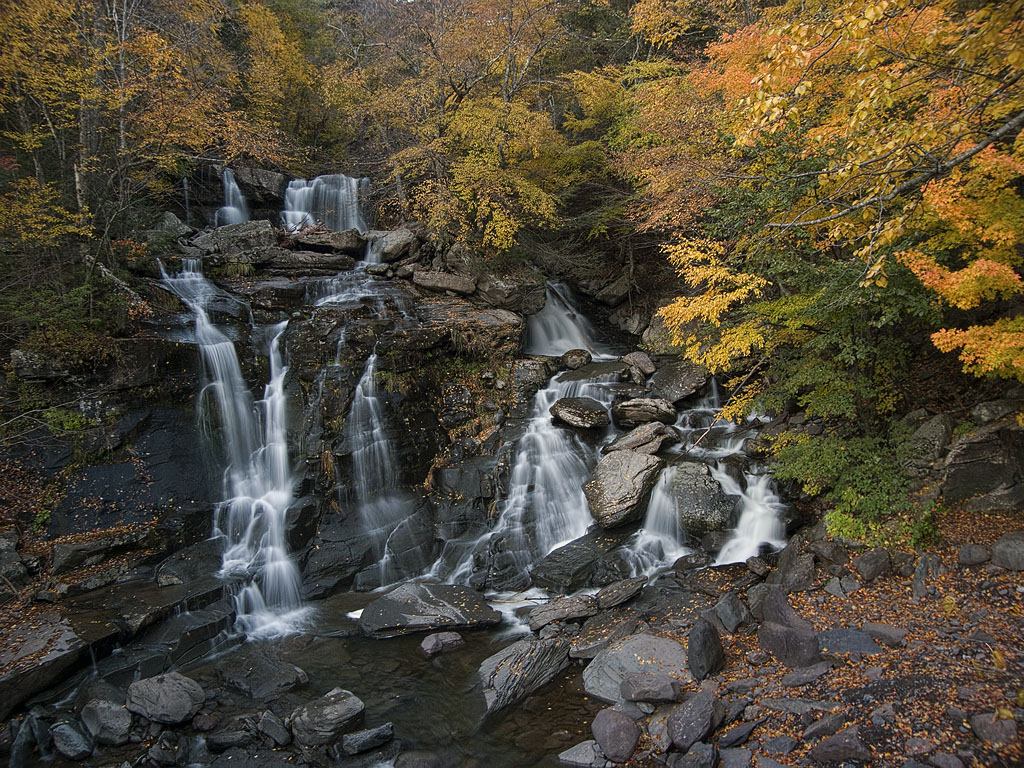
xmin=162 ymin=259 xmax=307 ymax=637
xmin=282 ymin=173 xmax=370 ymax=233
xmin=214 ymin=168 xmax=249 ymax=227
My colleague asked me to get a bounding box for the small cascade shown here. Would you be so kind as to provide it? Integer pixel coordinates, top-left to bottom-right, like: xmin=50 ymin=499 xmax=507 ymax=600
xmin=525 ymin=283 xmax=615 ymax=358
xmin=215 ymin=168 xmax=249 ymax=227
xmin=344 ymin=352 xmax=423 ymax=589
xmin=161 ymin=260 xmax=306 ymax=637
xmin=625 ymin=466 xmax=693 ymax=577
xmin=282 ymin=174 xmax=369 ymax=233
xmin=712 ymin=466 xmax=787 ymax=564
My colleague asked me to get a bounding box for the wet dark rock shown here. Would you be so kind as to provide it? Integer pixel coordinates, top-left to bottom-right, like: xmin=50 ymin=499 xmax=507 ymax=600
xmin=745 ymin=556 xmax=769 ymax=577
xmin=258 ymin=711 xmax=291 ymax=746
xmin=49 ymin=720 xmax=92 ymax=760
xmin=570 ymin=608 xmax=640 ymax=659
xmin=802 ymin=712 xmax=847 ymax=741
xmin=957 ymin=544 xmax=990 ymax=566
xmin=126 ymin=672 xmax=205 ymax=724
xmin=359 ymin=583 xmax=501 ymax=637
xmin=688 ymin=619 xmax=724 ymax=681
xmin=781 ymin=661 xmax=832 ymax=687
xmin=597 ymin=577 xmax=647 ymax=609
xmin=603 ymin=422 xmax=680 ymax=455
xmin=420 ymin=631 xmax=465 ymax=658
xmin=80 ymin=699 xmax=132 ymax=745
xmin=670 ymin=463 xmax=739 ymax=538
xmin=561 ymin=349 xmax=593 ymax=370
xmin=719 ymin=720 xmax=759 ymax=748
xmin=478 ymin=635 xmax=571 ymax=715
xmin=207 ymin=727 xmax=252 ymax=753
xmin=968 ymin=711 xmax=1018 ymax=745
xmin=219 ymin=647 xmax=308 ymax=699
xmin=781 ymin=553 xmax=816 ymax=592
xmin=991 ymin=530 xmax=1024 ymax=570
xmin=342 ymin=722 xmax=394 ymax=754
xmin=585 ymin=451 xmax=664 ymax=528
xmin=292 ymin=228 xmax=365 ymax=256
xmin=712 ymin=593 xmax=753 ymax=634
xmin=818 ymin=628 xmax=882 ymax=659
xmin=719 ymin=748 xmax=752 ymax=768
xmin=413 ymin=270 xmax=476 ymax=295
xmin=550 ymin=397 xmax=611 ymax=429
xmin=611 ymin=398 xmax=677 ymax=428
xmin=558 ymin=740 xmax=604 ymax=766
xmin=650 ymin=359 xmax=708 ymax=403
xmin=592 ymin=707 xmax=640 ymax=762
xmin=302 ymin=517 xmax=375 ymax=599
xmin=531 ymin=527 xmax=635 ymax=593
xmin=853 ymin=548 xmax=891 ymax=582
xmin=675 ymin=553 xmax=713 ymax=571
xmin=265 ymin=250 xmax=355 ymax=274
xmin=529 ymin=595 xmax=598 ymax=630
xmin=584 ymin=634 xmax=690 ymax=703
xmin=620 ymin=671 xmax=680 ymax=703
xmin=192 ymin=712 xmax=220 ymax=731
xmin=862 ymin=622 xmax=907 ymax=648
xmin=622 ymin=351 xmax=656 ymax=375
xmin=667 ymin=690 xmax=725 ymax=752
xmin=290 ymin=688 xmax=365 ymax=747
xmin=156 ymin=539 xmax=225 ymax=587
xmin=808 ymin=725 xmax=872 ymax=763
xmin=765 ymin=734 xmax=797 ymax=755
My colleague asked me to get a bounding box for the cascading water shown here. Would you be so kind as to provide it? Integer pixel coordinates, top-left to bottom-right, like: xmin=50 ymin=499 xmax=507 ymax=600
xmin=161 ymin=259 xmax=307 ymax=637
xmin=524 ymin=283 xmax=615 ymax=358
xmin=215 ymin=168 xmax=249 ymax=227
xmin=282 ymin=174 xmax=370 ymax=233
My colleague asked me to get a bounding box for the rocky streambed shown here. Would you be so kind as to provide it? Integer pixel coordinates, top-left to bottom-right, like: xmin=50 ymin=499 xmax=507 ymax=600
xmin=2 ymin=212 xmax=1023 ymax=767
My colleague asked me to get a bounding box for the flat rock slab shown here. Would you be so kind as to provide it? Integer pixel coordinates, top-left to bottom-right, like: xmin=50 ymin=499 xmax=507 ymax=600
xmin=359 ymin=583 xmax=501 ymax=637
xmin=550 ymin=397 xmax=610 ymax=429
xmin=478 ymin=635 xmax=571 ymax=715
xmin=127 ymin=672 xmax=205 ymax=724
xmin=781 ymin=661 xmax=832 ymax=687
xmin=558 ymin=740 xmax=604 ymax=766
xmin=603 ymin=422 xmax=679 ymax=455
xmin=219 ymin=648 xmax=308 ymax=700
xmin=290 ymin=688 xmax=365 ymax=747
xmin=862 ymin=622 xmax=908 ymax=648
xmin=808 ymin=725 xmax=872 ymax=762
xmin=413 ymin=270 xmax=477 ymax=295
xmin=583 ymin=633 xmax=691 ymax=703
xmin=420 ymin=632 xmax=465 ymax=658
xmin=597 ymin=577 xmax=647 ymax=609
xmin=570 ymin=608 xmax=640 ymax=660
xmin=818 ymin=628 xmax=883 ymax=658
xmin=529 ymin=594 xmax=598 ymax=631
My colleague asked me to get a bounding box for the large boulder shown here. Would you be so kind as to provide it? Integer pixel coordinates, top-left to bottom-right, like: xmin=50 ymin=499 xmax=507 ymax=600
xmin=126 ymin=673 xmax=205 ymax=724
xmin=413 ymin=270 xmax=477 ymax=295
xmin=530 ymin=527 xmax=636 ymax=592
xmin=293 ymin=228 xmax=366 ymax=256
xmin=477 ymin=635 xmax=571 ymax=715
xmin=670 ymin=463 xmax=739 ymax=537
xmin=667 ymin=690 xmax=725 ymax=752
xmin=582 ymin=633 xmax=691 ymax=703
xmin=191 ymin=219 xmax=275 ymax=258
xmin=942 ymin=420 xmax=1024 ymax=501
xmin=651 ymin=359 xmax=709 ymax=402
xmin=80 ymin=699 xmax=133 ymax=746
xmin=290 ymin=688 xmax=364 ymax=747
xmin=591 ymin=708 xmax=641 ymax=762
xmin=379 ymin=228 xmax=418 ymax=262
xmin=603 ymin=422 xmax=680 ymax=455
xmin=476 ymin=271 xmax=546 ymax=314
xmin=611 ymin=398 xmax=677 ymax=428
xmin=358 ymin=583 xmax=501 ymax=637
xmin=903 ymin=414 xmax=953 ymax=476
xmin=550 ymin=397 xmax=610 ymax=429
xmin=585 ymin=451 xmax=664 ymax=528
xmin=991 ymin=530 xmax=1024 ymax=570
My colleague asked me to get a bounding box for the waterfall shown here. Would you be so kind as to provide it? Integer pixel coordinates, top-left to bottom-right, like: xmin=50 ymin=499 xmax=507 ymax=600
xmin=712 ymin=466 xmax=787 ymax=564
xmin=345 ymin=352 xmax=424 ymax=589
xmin=282 ymin=174 xmax=369 ymax=233
xmin=524 ymin=283 xmax=614 ymax=358
xmin=161 ymin=259 xmax=307 ymax=637
xmin=625 ymin=466 xmax=693 ymax=577
xmin=215 ymin=168 xmax=249 ymax=227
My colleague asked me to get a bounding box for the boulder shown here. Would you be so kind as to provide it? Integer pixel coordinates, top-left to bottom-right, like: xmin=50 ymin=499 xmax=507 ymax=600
xmin=688 ymin=619 xmax=724 ymax=680
xmin=596 ymin=576 xmax=647 ymax=609
xmin=584 ymin=452 xmax=664 ymax=528
xmin=758 ymin=621 xmax=822 ymax=669
xmin=591 ymin=708 xmax=640 ymax=762
xmin=650 ymin=359 xmax=708 ymax=402
xmin=968 ymin=711 xmax=1018 ymax=745
xmin=582 ymin=634 xmax=690 ymax=703
xmin=667 ymin=690 xmax=725 ymax=752
xmin=611 ymin=398 xmax=677 ymax=428
xmin=219 ymin=647 xmax=308 ymax=699
xmin=621 ymin=351 xmax=656 ymax=375
xmin=942 ymin=421 xmax=1024 ymax=501
xmin=258 ymin=711 xmax=291 ymax=746
xmin=342 ymin=723 xmax=395 ymax=755
xmin=862 ymin=622 xmax=907 ymax=648
xmin=550 ymin=397 xmax=611 ymax=429
xmin=80 ymin=699 xmax=132 ymax=745
xmin=359 ymin=583 xmax=501 ymax=637
xmin=674 ymin=742 xmax=719 ymax=768
xmin=126 ymin=672 xmax=205 ymax=724
xmin=413 ymin=270 xmax=477 ymax=295
xmin=670 ymin=463 xmax=739 ymax=538
xmin=603 ymin=422 xmax=679 ymax=455
xmin=293 ymin=228 xmax=366 ymax=256
xmin=49 ymin=720 xmax=92 ymax=760
xmin=991 ymin=530 xmax=1024 ymax=570
xmin=558 ymin=740 xmax=605 ymax=766
xmin=192 ymin=219 xmax=275 ymax=258
xmin=570 ymin=608 xmax=640 ymax=660
xmin=594 ymin=274 xmax=631 ymax=307
xmin=561 ymin=349 xmax=593 ymax=370
xmin=478 ymin=635 xmax=571 ymax=715
xmin=958 ymin=544 xmax=990 ymax=566
xmin=528 ymin=594 xmax=598 ymax=631
xmin=853 ymin=547 xmax=891 ymax=582
xmin=530 ymin=527 xmax=636 ymax=593
xmin=903 ymin=415 xmax=954 ymax=476
xmin=290 ymin=688 xmax=365 ymax=747
xmin=712 ymin=593 xmax=753 ymax=633
xmin=420 ymin=632 xmax=465 ymax=658
xmin=808 ymin=725 xmax=872 ymax=762
xmin=620 ymin=672 xmax=680 ymax=703
xmin=475 ymin=272 xmax=546 ymax=315
xmin=380 ymin=229 xmax=418 ymax=261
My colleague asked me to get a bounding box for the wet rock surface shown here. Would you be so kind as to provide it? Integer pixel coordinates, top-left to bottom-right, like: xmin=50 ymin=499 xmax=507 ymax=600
xmin=584 ymin=451 xmax=664 ymax=528
xmin=359 ymin=583 xmax=502 ymax=637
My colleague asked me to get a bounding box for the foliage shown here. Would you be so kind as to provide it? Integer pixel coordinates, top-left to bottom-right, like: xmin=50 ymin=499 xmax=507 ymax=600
xmin=42 ymin=407 xmax=95 ymax=435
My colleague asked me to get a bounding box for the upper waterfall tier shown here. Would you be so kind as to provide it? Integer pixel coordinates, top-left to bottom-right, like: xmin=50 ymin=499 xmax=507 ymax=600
xmin=215 ymin=168 xmax=249 ymax=227
xmin=282 ymin=173 xmax=369 ymax=233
